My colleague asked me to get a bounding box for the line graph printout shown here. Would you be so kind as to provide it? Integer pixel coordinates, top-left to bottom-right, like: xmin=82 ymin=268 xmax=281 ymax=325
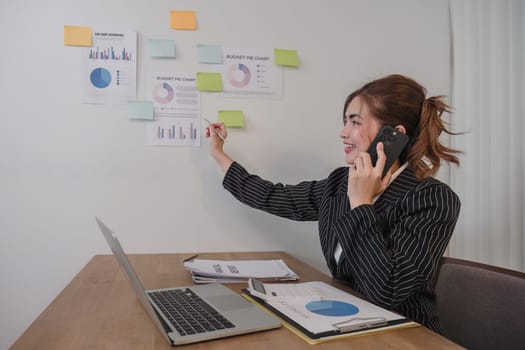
xmin=221 ymin=47 xmax=282 ymax=98
xmin=82 ymin=29 xmax=137 ymax=104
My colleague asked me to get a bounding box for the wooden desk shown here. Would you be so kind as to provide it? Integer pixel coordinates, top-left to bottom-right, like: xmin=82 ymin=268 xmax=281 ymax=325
xmin=11 ymin=252 xmax=464 ymax=349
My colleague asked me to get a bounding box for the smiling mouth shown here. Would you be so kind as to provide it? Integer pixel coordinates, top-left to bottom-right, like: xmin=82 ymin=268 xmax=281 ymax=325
xmin=344 ymin=144 xmax=356 ymax=153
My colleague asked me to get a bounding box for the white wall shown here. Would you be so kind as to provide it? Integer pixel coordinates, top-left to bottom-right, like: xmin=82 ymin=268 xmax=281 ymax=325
xmin=0 ymin=0 xmax=451 ymax=348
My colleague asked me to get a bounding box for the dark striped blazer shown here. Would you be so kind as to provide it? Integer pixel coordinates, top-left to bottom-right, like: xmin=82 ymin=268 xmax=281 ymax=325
xmin=223 ymin=162 xmax=460 ymax=333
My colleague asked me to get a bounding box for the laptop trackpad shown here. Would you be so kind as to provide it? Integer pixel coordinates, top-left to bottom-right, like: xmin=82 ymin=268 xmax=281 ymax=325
xmin=207 ymin=295 xmax=252 ymax=311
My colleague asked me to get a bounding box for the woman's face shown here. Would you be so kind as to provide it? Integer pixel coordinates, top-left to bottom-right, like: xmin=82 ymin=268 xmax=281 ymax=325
xmin=340 ymin=96 xmax=382 ymax=165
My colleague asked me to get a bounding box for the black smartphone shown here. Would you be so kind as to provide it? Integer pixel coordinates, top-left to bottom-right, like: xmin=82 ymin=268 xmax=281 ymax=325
xmin=367 ymin=125 xmax=410 ymax=178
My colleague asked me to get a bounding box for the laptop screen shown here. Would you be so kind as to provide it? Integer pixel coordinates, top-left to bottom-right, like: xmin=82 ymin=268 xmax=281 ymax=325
xmin=95 ymin=217 xmax=173 ymax=344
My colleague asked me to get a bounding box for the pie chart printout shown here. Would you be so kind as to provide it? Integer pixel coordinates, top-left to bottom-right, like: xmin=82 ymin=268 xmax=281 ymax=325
xmin=305 ymin=300 xmax=359 ymax=317
xmin=227 ymin=63 xmax=251 ymax=88
xmin=153 ymin=82 xmax=175 ymax=104
xmin=90 ymin=67 xmax=112 ymax=89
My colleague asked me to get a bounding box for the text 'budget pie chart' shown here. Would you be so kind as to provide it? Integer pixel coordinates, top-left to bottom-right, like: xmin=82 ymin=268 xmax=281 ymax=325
xmin=90 ymin=67 xmax=112 ymax=89
xmin=305 ymin=300 xmax=359 ymax=317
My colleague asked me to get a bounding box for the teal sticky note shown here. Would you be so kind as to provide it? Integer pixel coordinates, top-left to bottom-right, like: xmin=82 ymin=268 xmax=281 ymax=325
xmin=274 ymin=48 xmax=299 ymax=67
xmin=128 ymin=101 xmax=154 ymax=120
xmin=148 ymin=39 xmax=176 ymax=58
xmin=197 ymin=44 xmax=223 ymax=64
xmin=196 ymin=72 xmax=223 ymax=92
xmin=218 ymin=110 xmax=245 ymax=128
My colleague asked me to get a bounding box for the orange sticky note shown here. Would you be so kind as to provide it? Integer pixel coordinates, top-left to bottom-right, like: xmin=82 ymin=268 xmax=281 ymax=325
xmin=170 ymin=10 xmax=197 ymax=30
xmin=64 ymin=25 xmax=92 ymax=46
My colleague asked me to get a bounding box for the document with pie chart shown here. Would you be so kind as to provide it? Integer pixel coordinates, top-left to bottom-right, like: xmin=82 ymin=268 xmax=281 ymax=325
xmin=150 ymin=72 xmax=200 ymax=117
xmin=82 ymin=28 xmax=137 ymax=104
xmin=147 ymin=72 xmax=201 ymax=147
xmin=221 ymin=47 xmax=283 ymax=98
xmin=245 ymin=281 xmax=415 ymax=340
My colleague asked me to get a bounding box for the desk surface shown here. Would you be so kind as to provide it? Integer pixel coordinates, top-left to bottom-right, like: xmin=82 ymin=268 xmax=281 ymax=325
xmin=11 ymin=252 xmax=464 ymax=349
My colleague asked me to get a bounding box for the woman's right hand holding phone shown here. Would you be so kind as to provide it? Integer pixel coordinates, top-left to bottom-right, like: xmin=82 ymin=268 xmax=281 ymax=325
xmin=347 ymin=142 xmax=392 ymax=209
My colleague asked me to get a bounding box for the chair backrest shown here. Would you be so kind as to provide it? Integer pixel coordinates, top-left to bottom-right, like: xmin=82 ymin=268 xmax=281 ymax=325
xmin=435 ymin=257 xmax=525 ymax=350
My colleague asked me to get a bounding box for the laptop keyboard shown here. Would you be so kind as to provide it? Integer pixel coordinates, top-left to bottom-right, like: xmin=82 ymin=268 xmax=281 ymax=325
xmin=148 ymin=288 xmax=235 ymax=336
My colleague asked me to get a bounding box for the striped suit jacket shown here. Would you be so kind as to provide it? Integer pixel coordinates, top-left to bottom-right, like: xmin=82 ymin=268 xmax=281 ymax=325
xmin=223 ymin=162 xmax=460 ymax=333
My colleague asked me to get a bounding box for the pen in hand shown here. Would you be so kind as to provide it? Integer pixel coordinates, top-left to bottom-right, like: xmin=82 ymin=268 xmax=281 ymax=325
xmin=204 ymin=118 xmax=225 ymax=142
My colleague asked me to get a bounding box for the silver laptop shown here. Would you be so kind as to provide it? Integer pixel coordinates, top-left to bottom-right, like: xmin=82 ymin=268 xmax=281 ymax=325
xmin=95 ymin=217 xmax=281 ymax=346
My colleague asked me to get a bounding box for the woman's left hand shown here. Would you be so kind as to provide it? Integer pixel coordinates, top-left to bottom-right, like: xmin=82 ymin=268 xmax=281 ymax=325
xmin=347 ymin=142 xmax=392 ymax=209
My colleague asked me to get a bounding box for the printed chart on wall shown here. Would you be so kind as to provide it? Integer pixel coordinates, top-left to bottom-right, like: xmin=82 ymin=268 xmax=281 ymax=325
xmin=82 ymin=29 xmax=137 ymax=104
xmin=222 ymin=47 xmax=283 ymax=98
xmin=147 ymin=72 xmax=201 ymax=147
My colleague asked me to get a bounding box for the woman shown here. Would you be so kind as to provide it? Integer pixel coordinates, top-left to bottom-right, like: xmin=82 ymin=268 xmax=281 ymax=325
xmin=205 ymin=74 xmax=461 ymax=333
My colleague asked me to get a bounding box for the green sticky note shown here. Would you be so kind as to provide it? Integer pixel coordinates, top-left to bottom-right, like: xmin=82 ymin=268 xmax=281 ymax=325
xmin=196 ymin=72 xmax=223 ymax=92
xmin=218 ymin=110 xmax=245 ymax=128
xmin=274 ymin=48 xmax=299 ymax=67
xmin=128 ymin=101 xmax=154 ymax=120
xmin=148 ymin=39 xmax=176 ymax=58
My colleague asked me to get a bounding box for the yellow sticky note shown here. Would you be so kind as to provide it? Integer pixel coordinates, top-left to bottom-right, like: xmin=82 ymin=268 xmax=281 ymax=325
xmin=170 ymin=10 xmax=197 ymax=30
xmin=196 ymin=72 xmax=223 ymax=92
xmin=64 ymin=25 xmax=92 ymax=47
xmin=274 ymin=48 xmax=299 ymax=67
xmin=218 ymin=110 xmax=245 ymax=128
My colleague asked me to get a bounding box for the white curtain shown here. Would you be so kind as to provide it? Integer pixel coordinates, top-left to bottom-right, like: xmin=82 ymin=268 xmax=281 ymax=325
xmin=448 ymin=0 xmax=525 ymax=271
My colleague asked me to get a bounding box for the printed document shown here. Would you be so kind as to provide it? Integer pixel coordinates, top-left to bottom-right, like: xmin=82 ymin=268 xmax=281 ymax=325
xmin=184 ymin=259 xmax=299 ymax=283
xmin=246 ymin=281 xmax=411 ymax=335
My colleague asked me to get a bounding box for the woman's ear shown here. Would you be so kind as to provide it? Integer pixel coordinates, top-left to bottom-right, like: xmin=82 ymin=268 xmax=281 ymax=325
xmin=395 ymin=125 xmax=407 ymax=134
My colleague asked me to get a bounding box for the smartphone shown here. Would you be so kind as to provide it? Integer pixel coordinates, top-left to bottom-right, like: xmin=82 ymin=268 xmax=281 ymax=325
xmin=367 ymin=125 xmax=410 ymax=178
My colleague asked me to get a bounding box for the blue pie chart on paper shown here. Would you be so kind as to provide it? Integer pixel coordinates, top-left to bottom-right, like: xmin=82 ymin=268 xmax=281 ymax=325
xmin=305 ymin=300 xmax=359 ymax=317
xmin=90 ymin=67 xmax=112 ymax=88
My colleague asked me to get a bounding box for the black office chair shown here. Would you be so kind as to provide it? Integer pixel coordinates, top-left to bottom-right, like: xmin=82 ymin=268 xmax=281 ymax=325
xmin=434 ymin=257 xmax=525 ymax=350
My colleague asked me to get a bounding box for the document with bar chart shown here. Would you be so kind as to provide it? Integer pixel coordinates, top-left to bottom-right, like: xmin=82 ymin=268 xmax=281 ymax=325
xmin=146 ymin=117 xmax=200 ymax=147
xmin=146 ymin=72 xmax=201 ymax=147
xmin=82 ymin=28 xmax=137 ymax=104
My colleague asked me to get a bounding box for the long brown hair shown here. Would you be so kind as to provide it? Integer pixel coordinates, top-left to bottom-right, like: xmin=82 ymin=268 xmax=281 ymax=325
xmin=344 ymin=74 xmax=460 ymax=179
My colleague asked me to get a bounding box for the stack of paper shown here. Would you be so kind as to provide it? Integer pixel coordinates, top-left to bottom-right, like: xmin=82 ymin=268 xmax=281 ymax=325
xmin=184 ymin=259 xmax=299 ymax=284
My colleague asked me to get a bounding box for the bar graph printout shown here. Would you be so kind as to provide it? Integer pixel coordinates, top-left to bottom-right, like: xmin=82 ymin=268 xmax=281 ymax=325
xmin=82 ymin=28 xmax=137 ymax=104
xmin=147 ymin=72 xmax=201 ymax=147
xmin=146 ymin=117 xmax=200 ymax=147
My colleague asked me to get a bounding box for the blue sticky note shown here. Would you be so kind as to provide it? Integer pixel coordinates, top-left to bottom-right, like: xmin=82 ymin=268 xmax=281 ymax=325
xmin=197 ymin=44 xmax=223 ymax=64
xmin=148 ymin=39 xmax=176 ymax=58
xmin=128 ymin=101 xmax=154 ymax=120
